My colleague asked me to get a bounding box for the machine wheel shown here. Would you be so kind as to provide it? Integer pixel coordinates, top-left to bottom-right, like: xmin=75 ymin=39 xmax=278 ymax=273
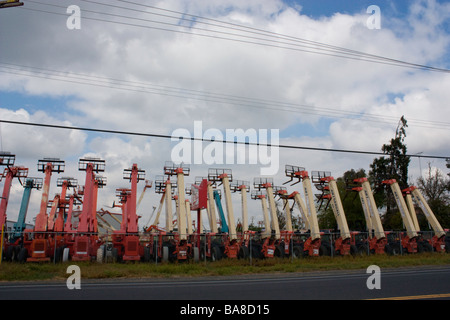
xmin=211 ymin=246 xmax=222 ymax=261
xmin=350 ymin=245 xmax=358 ymax=257
xmin=292 ymin=245 xmax=303 ymax=259
xmin=418 ymin=241 xmax=432 ymax=253
xmin=96 ymin=245 xmax=105 ymax=263
xmin=357 ymin=244 xmax=369 ymax=256
xmin=319 ymin=243 xmax=330 ymax=256
xmin=386 ymin=243 xmax=400 ymax=256
xmin=55 ymin=246 xmax=64 ymax=263
xmin=238 ymin=246 xmax=249 ymax=259
xmin=5 ymin=246 xmax=15 ymax=262
xmin=62 ymin=247 xmax=70 ymax=262
xmin=274 ymin=245 xmax=284 ymax=258
xmin=143 ymin=246 xmax=151 ymax=262
xmin=17 ymin=247 xmax=28 ymax=263
xmin=162 ymin=246 xmax=169 ymax=262
xmin=192 ymin=247 xmax=199 ymax=262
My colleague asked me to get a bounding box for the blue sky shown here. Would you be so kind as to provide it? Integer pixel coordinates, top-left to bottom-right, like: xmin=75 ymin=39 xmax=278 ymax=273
xmin=284 ymin=0 xmax=408 ymax=17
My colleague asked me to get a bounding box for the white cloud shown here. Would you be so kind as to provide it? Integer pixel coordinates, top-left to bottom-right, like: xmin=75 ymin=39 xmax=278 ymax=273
xmin=0 ymin=0 xmax=449 ymax=230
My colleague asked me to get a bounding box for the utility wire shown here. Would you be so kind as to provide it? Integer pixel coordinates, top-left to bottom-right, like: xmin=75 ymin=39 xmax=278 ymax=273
xmin=21 ymin=0 xmax=450 ymax=73
xmin=0 ymin=119 xmax=448 ymax=159
xmin=115 ymin=0 xmax=450 ymax=73
xmin=1 ymin=61 xmax=449 ymax=130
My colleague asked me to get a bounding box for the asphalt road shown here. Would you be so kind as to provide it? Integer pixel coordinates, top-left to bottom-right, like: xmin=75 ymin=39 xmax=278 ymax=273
xmin=1 ymin=266 xmax=449 ymax=302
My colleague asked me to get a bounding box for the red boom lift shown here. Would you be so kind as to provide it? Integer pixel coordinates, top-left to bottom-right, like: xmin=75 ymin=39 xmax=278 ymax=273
xmin=110 ymin=164 xmax=146 ymax=262
xmin=70 ymin=158 xmax=106 ymax=261
xmin=25 ymin=158 xmax=64 ymax=262
xmin=0 ymin=153 xmax=28 ymax=261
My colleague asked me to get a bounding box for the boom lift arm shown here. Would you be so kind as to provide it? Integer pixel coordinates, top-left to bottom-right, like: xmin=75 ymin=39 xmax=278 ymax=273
xmin=12 ymin=177 xmax=42 ymax=240
xmin=0 ymin=153 xmax=28 ymax=232
xmin=312 ymin=171 xmax=353 ymax=256
xmin=253 ymin=177 xmax=280 ymax=240
xmin=230 ymin=180 xmax=250 ymax=233
xmin=213 ymin=189 xmax=228 ymax=233
xmin=195 ymin=176 xmax=219 ymax=233
xmin=382 ymin=179 xmax=419 ymax=253
xmin=251 ymin=191 xmax=271 ymax=239
xmin=348 ymin=178 xmax=387 ymax=254
xmin=284 ymin=165 xmax=322 ymax=256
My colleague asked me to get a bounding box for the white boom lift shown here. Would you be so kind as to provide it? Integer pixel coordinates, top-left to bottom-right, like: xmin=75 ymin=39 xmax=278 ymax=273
xmin=382 ymin=179 xmax=419 ymax=253
xmin=207 ymin=168 xmax=242 ymax=259
xmin=283 ymin=165 xmax=322 ymax=257
xmin=312 ymin=171 xmax=353 ymax=256
xmin=402 ymin=185 xmax=446 ymax=252
xmin=350 ymin=177 xmax=388 ymax=254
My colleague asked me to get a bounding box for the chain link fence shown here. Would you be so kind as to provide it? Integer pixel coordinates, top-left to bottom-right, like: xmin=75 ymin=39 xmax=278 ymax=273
xmin=1 ymin=229 xmax=449 ymax=264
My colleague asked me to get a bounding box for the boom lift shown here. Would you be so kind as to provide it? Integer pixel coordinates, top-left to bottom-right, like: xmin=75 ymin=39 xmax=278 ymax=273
xmin=251 ymin=177 xmax=284 ymax=258
xmin=71 ymin=158 xmax=105 ymax=261
xmin=53 ymin=177 xmax=77 ymax=233
xmin=254 ymin=177 xmax=286 ymax=257
xmin=213 ymin=189 xmax=228 ymax=233
xmin=250 ymin=190 xmax=276 ymax=258
xmin=230 ymin=180 xmax=250 ymax=234
xmin=47 ymin=177 xmax=78 ymax=262
xmin=402 ymin=185 xmax=446 ymax=252
xmin=26 ymin=158 xmax=64 ymax=262
xmin=195 ymin=176 xmax=219 ymax=234
xmin=109 ymin=164 xmax=146 ymax=262
xmin=283 ymin=165 xmax=322 ymax=257
xmin=207 ymin=168 xmax=241 ymax=259
xmin=347 ymin=177 xmax=388 ymax=254
xmin=10 ymin=177 xmax=42 ymax=243
xmin=230 ymin=180 xmax=251 ymax=259
xmin=382 ymin=179 xmax=418 ymax=254
xmin=273 ymin=185 xmax=298 ymax=257
xmin=193 ymin=177 xmax=224 ymax=261
xmin=162 ymin=162 xmax=198 ymax=262
xmin=150 ymin=175 xmax=176 ymax=232
xmin=0 ymin=153 xmax=29 ymax=261
xmin=250 ymin=190 xmax=271 ymax=239
xmin=312 ymin=171 xmax=354 ymax=256
xmin=143 ymin=174 xmax=177 ymax=262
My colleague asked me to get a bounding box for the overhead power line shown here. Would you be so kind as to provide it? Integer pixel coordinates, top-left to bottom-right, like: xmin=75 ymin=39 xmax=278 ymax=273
xmin=21 ymin=0 xmax=450 ymax=74
xmin=0 ymin=119 xmax=448 ymax=160
xmin=1 ymin=61 xmax=449 ymax=131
